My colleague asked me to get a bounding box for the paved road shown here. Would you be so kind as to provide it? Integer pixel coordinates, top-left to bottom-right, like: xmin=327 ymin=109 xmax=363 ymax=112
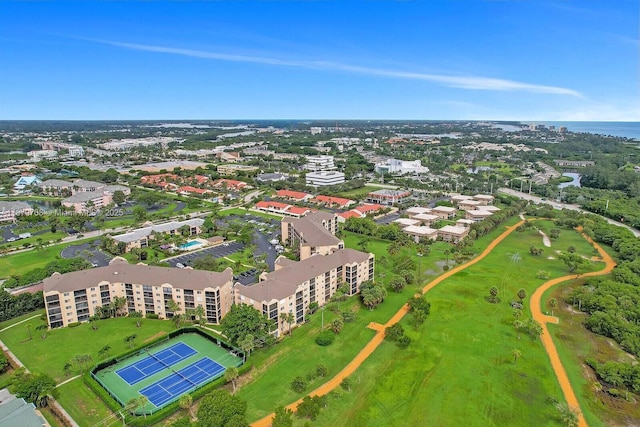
xmin=375 ymin=213 xmax=400 ymax=225
xmin=498 ymin=187 xmax=640 ymax=237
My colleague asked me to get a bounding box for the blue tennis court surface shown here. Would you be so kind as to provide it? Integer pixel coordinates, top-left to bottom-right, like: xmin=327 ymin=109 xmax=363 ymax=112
xmin=140 ymin=357 xmax=226 ymax=407
xmin=116 ymin=342 xmax=197 ymax=385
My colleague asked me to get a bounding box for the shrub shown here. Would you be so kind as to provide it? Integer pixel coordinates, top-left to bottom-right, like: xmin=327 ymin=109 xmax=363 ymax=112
xmin=315 ymin=330 xmax=335 ymax=346
xmin=146 ymin=313 xmax=159 ymax=320
xmin=67 ymin=322 xmax=81 ymax=328
xmin=398 ymin=335 xmax=411 ymax=349
xmin=385 ymin=323 xmax=405 ymax=342
xmin=291 ymin=376 xmax=306 ymax=393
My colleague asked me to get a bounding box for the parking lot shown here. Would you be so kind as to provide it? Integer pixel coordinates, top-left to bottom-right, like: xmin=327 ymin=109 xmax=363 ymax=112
xmin=164 ymin=241 xmax=245 ymax=268
xmin=60 ymin=241 xmax=113 ymax=267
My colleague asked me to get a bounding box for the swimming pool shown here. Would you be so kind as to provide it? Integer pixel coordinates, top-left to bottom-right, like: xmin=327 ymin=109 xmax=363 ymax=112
xmin=179 ymin=240 xmax=202 ymax=250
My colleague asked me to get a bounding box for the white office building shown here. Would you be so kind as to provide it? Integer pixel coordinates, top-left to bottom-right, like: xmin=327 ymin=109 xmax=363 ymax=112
xmin=306 ymin=171 xmax=345 ymax=187
xmin=374 ymin=158 xmax=429 ymax=175
xmin=305 ymin=155 xmax=336 ymax=171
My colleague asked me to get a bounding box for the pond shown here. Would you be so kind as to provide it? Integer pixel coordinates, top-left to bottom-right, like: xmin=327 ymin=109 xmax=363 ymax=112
xmin=558 ymin=173 xmax=581 ymax=189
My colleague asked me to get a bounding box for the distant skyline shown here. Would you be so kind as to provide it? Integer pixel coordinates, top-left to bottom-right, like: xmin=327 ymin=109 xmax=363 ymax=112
xmin=1 ymin=0 xmax=638 ymax=121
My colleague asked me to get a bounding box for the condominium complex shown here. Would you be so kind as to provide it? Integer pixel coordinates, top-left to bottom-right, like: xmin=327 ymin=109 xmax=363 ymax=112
xmin=281 ymin=211 xmax=343 ymax=260
xmin=0 ymin=201 xmax=33 ymax=222
xmin=111 ymin=218 xmax=204 ymax=253
xmin=235 ymin=248 xmax=374 ymax=336
xmin=43 ymin=258 xmax=234 ymax=328
xmin=374 ymin=158 xmax=429 ymax=175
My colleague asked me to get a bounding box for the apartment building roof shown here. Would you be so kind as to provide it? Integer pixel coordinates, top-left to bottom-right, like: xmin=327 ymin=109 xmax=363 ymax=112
xmin=63 ymin=190 xmax=105 ymax=203
xmin=40 ymin=179 xmax=73 ymax=187
xmin=276 ymin=189 xmax=311 ymax=200
xmin=44 ymin=262 xmax=232 ymax=294
xmin=112 ymin=218 xmax=204 ymax=243
xmin=0 ymin=201 xmax=31 ymax=212
xmin=286 ymin=211 xmax=340 ymax=246
xmin=237 ymin=249 xmax=370 ymax=302
xmin=73 ymin=179 xmax=105 ymax=189
xmin=314 ymin=195 xmax=353 ymax=207
xmin=438 ymin=225 xmax=469 ymax=235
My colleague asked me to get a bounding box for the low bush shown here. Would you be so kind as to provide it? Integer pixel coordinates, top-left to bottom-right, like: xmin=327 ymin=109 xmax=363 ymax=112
xmin=315 ymin=330 xmax=335 ymax=346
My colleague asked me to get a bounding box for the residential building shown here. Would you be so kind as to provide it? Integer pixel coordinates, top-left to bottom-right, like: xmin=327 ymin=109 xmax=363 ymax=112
xmin=456 ymin=219 xmax=475 ymax=229
xmin=310 ymin=127 xmax=323 ymax=135
xmin=458 ymin=199 xmax=483 ymax=211
xmin=111 ymin=218 xmax=204 ymax=253
xmin=553 ymin=160 xmax=594 ymax=167
xmin=254 ymin=201 xmax=311 ymax=218
xmin=0 ymin=392 xmax=48 ymax=427
xmin=43 ymin=258 xmax=233 ymax=328
xmin=212 ymin=179 xmax=249 ymax=191
xmin=393 ymin=218 xmax=421 ymax=228
xmin=39 ymin=179 xmax=74 ymax=196
xmin=406 ymin=206 xmax=433 ymax=217
xmin=72 ymin=179 xmax=106 ymax=193
xmin=216 ymin=164 xmax=259 ymax=176
xmin=27 ymin=150 xmax=58 ymax=161
xmin=313 ymin=195 xmax=355 ymax=209
xmin=450 ymin=194 xmax=474 ymax=205
xmin=465 ymin=210 xmax=495 ymax=222
xmin=0 ymin=201 xmax=33 ymax=222
xmin=305 ymin=171 xmax=345 ymax=187
xmin=366 ymin=189 xmax=412 ymax=205
xmin=438 ymin=225 xmax=469 ymax=243
xmin=403 ymin=225 xmax=438 ymax=242
xmin=431 ymin=206 xmax=457 ymax=220
xmin=305 ymin=155 xmax=336 ymax=171
xmin=473 ymin=194 xmax=495 ymax=205
xmin=276 ymin=190 xmax=313 ymax=202
xmin=281 ymin=211 xmax=343 ymax=260
xmin=412 ymin=213 xmax=440 ymax=227
xmin=62 ymin=191 xmax=110 ymax=214
xmin=215 ymin=151 xmax=241 ymax=162
xmin=235 ymin=248 xmax=374 ymax=336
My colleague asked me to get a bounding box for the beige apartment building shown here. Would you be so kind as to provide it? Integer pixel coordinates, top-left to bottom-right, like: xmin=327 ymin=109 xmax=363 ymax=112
xmin=235 ymin=248 xmax=374 ymax=336
xmin=111 ymin=218 xmax=204 ymax=253
xmin=281 ymin=211 xmax=343 ymax=260
xmin=43 ymin=259 xmax=233 ymax=328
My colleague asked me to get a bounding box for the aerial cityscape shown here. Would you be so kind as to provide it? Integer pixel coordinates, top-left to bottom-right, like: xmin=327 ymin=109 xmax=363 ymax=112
xmin=0 ymin=1 xmax=639 ymax=427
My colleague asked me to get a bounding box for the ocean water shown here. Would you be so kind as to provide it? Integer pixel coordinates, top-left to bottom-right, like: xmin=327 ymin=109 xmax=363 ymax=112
xmin=543 ymin=121 xmax=640 ymax=141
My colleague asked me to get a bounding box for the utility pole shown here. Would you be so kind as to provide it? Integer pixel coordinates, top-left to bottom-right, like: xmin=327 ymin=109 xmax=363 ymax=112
xmin=528 ymin=180 xmax=532 ymax=195
xmin=605 ymin=199 xmax=609 ymax=213
xmin=520 ymin=180 xmax=524 ymax=192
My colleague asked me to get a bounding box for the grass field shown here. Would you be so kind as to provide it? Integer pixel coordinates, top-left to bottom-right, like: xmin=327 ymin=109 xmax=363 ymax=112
xmin=0 ymin=238 xmax=100 ymax=279
xmin=0 ymin=315 xmax=177 ymax=381
xmin=335 ymin=186 xmax=381 ymax=200
xmin=303 ymin=223 xmax=603 ymax=427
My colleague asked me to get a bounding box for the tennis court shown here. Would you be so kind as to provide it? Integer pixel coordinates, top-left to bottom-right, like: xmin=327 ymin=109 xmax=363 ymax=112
xmin=117 ymin=342 xmax=197 ymax=385
xmin=140 ymin=357 xmax=225 ymax=406
xmin=92 ymin=332 xmax=243 ymax=415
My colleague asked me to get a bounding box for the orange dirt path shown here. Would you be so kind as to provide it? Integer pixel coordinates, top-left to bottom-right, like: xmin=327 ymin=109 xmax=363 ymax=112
xmin=251 ymin=220 xmax=525 ymax=427
xmin=530 ymin=232 xmax=616 ymax=427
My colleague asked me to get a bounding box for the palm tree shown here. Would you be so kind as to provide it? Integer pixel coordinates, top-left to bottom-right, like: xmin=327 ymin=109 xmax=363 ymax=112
xmin=225 ymin=367 xmax=239 ymax=394
xmin=517 ymin=288 xmax=527 ymax=303
xmin=549 ymin=298 xmax=558 ymax=316
xmin=513 ymin=309 xmax=523 ymax=320
xmin=514 ymin=320 xmax=524 ymax=340
xmin=98 ymin=345 xmax=112 ymax=359
xmin=26 ymin=323 xmax=32 ymax=340
xmin=166 ymin=299 xmax=181 ymax=318
xmin=35 ymin=324 xmax=48 ymax=339
xmin=357 ymin=237 xmax=370 ymax=252
xmin=179 ymin=394 xmax=195 ymax=419
xmin=193 ymin=305 xmax=206 ymax=325
xmin=512 ymin=349 xmax=522 ymax=365
xmin=280 ymin=312 xmax=295 ymax=336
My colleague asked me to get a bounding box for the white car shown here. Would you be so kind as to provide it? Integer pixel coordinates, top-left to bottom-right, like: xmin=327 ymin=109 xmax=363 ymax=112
xmin=176 ymin=263 xmax=185 ymax=269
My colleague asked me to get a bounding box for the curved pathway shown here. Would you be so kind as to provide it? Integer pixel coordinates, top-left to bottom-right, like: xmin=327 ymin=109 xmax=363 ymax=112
xmin=530 ymin=231 xmax=616 ymax=427
xmin=251 ymin=220 xmax=525 ymax=427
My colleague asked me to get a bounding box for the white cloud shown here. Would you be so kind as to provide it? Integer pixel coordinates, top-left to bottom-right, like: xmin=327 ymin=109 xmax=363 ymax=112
xmin=94 ymin=39 xmax=582 ymax=97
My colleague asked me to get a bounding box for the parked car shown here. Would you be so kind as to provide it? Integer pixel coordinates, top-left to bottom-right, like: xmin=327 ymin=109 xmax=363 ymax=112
xmin=176 ymin=263 xmax=185 ymax=269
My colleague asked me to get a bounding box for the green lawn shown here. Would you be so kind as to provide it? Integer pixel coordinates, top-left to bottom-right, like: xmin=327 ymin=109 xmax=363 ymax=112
xmin=0 ymin=238 xmax=100 ymax=279
xmin=335 ymin=185 xmax=380 ymax=200
xmin=55 ymin=379 xmax=115 ymax=427
xmin=306 ymin=224 xmax=602 ymax=427
xmin=2 ymin=231 xmax=66 ymax=250
xmin=0 ymin=315 xmax=177 ymax=381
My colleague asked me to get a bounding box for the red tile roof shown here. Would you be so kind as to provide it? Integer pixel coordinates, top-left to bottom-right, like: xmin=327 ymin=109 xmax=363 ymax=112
xmin=354 ymin=204 xmax=384 ymax=214
xmin=315 ymin=195 xmax=353 ymax=207
xmin=213 ymin=179 xmax=247 ymax=189
xmin=179 ymin=186 xmax=210 ymax=194
xmin=287 ymin=206 xmax=311 ymax=216
xmin=338 ymin=210 xmax=363 ymax=219
xmin=276 ymin=189 xmax=311 ymax=200
xmin=255 ymin=200 xmax=289 ymax=210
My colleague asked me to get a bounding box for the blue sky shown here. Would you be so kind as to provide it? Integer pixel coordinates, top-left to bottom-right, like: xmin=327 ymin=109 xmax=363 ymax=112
xmin=0 ymin=0 xmax=638 ymax=120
